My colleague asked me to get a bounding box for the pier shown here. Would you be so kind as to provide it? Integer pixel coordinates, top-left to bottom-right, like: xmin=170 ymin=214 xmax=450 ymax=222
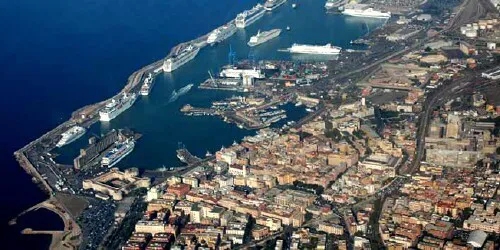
xmin=176 ymin=147 xmax=202 ymax=165
xmin=11 ymin=197 xmax=82 ymax=250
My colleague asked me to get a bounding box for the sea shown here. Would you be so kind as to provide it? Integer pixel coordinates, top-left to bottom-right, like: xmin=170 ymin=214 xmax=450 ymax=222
xmin=0 ymin=0 xmax=385 ymax=248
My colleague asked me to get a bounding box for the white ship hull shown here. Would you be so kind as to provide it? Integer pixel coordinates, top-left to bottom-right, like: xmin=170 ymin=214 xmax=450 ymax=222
xmin=99 ymin=94 xmax=137 ymax=122
xmin=248 ymin=29 xmax=281 ymax=47
xmin=264 ymin=0 xmax=287 ymax=11
xmin=101 ymin=141 xmax=135 ymax=168
xmin=288 ymin=43 xmax=342 ymax=55
xmin=236 ymin=6 xmax=266 ymax=28
xmin=207 ymin=24 xmax=237 ymax=45
xmin=342 ymin=8 xmax=391 ymax=19
xmin=163 ymin=46 xmax=200 ymax=73
xmin=56 ymin=126 xmax=86 ymax=147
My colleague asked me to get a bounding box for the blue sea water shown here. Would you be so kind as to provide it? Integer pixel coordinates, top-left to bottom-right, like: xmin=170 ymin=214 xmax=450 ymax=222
xmin=0 ymin=0 xmax=384 ymax=248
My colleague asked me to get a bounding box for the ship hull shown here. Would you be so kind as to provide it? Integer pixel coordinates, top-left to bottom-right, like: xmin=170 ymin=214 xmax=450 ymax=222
xmin=163 ymin=46 xmax=200 ymax=73
xmin=248 ymin=29 xmax=281 ymax=47
xmin=99 ymin=95 xmax=137 ymax=122
xmin=56 ymin=127 xmax=86 ymax=147
xmin=236 ymin=9 xmax=265 ymax=28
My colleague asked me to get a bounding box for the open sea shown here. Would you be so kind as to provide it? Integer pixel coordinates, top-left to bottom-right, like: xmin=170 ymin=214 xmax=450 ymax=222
xmin=0 ymin=0 xmax=384 ymax=248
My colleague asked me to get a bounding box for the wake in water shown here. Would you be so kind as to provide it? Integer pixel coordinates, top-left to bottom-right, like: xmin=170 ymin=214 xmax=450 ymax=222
xmin=164 ymin=83 xmax=195 ymax=105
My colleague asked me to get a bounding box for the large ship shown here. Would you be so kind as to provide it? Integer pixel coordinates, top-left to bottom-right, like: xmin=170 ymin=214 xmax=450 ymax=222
xmin=207 ymin=24 xmax=237 ymax=45
xmin=140 ymin=73 xmax=154 ymax=96
xmin=56 ymin=126 xmax=86 ymax=147
xmin=288 ymin=43 xmax=342 ymax=55
xmin=235 ymin=4 xmax=266 ymax=28
xmin=101 ymin=140 xmax=135 ymax=168
xmin=342 ymin=4 xmax=391 ymax=18
xmin=99 ymin=93 xmax=137 ymax=122
xmin=248 ymin=29 xmax=281 ymax=47
xmin=325 ymin=0 xmax=343 ymax=10
xmin=264 ymin=0 xmax=287 ymax=11
xmin=162 ymin=45 xmax=200 ymax=73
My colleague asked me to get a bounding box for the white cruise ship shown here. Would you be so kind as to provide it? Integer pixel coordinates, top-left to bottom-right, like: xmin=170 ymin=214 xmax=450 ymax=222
xmin=288 ymin=43 xmax=342 ymax=55
xmin=56 ymin=126 xmax=86 ymax=147
xmin=99 ymin=93 xmax=137 ymax=121
xmin=342 ymin=4 xmax=391 ymax=18
xmin=248 ymin=29 xmax=281 ymax=47
xmin=207 ymin=24 xmax=237 ymax=45
xmin=101 ymin=140 xmax=135 ymax=168
xmin=140 ymin=73 xmax=154 ymax=96
xmin=162 ymin=45 xmax=200 ymax=73
xmin=235 ymin=4 xmax=266 ymax=28
xmin=325 ymin=0 xmax=343 ymax=10
xmin=264 ymin=0 xmax=287 ymax=11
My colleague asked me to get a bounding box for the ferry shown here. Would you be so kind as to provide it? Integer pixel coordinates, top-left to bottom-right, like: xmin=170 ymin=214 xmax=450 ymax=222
xmin=162 ymin=45 xmax=200 ymax=73
xmin=288 ymin=43 xmax=342 ymax=55
xmin=99 ymin=93 xmax=137 ymax=122
xmin=101 ymin=140 xmax=135 ymax=168
xmin=235 ymin=4 xmax=266 ymax=28
xmin=56 ymin=126 xmax=86 ymax=147
xmin=342 ymin=4 xmax=391 ymax=19
xmin=264 ymin=0 xmax=287 ymax=11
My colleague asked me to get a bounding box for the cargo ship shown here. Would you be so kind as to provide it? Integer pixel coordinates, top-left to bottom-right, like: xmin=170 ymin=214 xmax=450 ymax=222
xmin=264 ymin=0 xmax=287 ymax=11
xmin=342 ymin=4 xmax=391 ymax=18
xmin=207 ymin=24 xmax=237 ymax=45
xmin=99 ymin=93 xmax=137 ymax=121
xmin=288 ymin=43 xmax=342 ymax=55
xmin=235 ymin=4 xmax=266 ymax=28
xmin=101 ymin=140 xmax=135 ymax=168
xmin=248 ymin=29 xmax=281 ymax=47
xmin=56 ymin=126 xmax=86 ymax=147
xmin=140 ymin=73 xmax=154 ymax=96
xmin=162 ymin=45 xmax=200 ymax=73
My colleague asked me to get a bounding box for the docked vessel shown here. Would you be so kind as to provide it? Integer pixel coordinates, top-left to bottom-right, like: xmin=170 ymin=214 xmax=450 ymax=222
xmin=207 ymin=24 xmax=237 ymax=45
xmin=248 ymin=29 xmax=281 ymax=47
xmin=56 ymin=126 xmax=86 ymax=147
xmin=235 ymin=4 xmax=266 ymax=28
xmin=162 ymin=45 xmax=200 ymax=73
xmin=342 ymin=4 xmax=391 ymax=18
xmin=325 ymin=0 xmax=343 ymax=10
xmin=264 ymin=0 xmax=287 ymax=11
xmin=99 ymin=93 xmax=137 ymax=122
xmin=140 ymin=73 xmax=154 ymax=96
xmin=288 ymin=43 xmax=342 ymax=55
xmin=101 ymin=140 xmax=135 ymax=168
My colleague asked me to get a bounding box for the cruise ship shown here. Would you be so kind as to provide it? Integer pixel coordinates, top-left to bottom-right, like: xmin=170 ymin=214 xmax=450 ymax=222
xmin=235 ymin=4 xmax=266 ymax=28
xmin=248 ymin=29 xmax=281 ymax=47
xmin=288 ymin=43 xmax=342 ymax=55
xmin=140 ymin=73 xmax=154 ymax=96
xmin=162 ymin=45 xmax=200 ymax=73
xmin=264 ymin=0 xmax=287 ymax=11
xmin=99 ymin=93 xmax=137 ymax=122
xmin=56 ymin=126 xmax=86 ymax=147
xmin=342 ymin=4 xmax=391 ymax=18
xmin=325 ymin=0 xmax=343 ymax=10
xmin=207 ymin=24 xmax=237 ymax=45
xmin=101 ymin=140 xmax=135 ymax=168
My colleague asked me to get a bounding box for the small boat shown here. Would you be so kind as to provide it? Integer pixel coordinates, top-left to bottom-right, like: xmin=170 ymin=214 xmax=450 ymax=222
xmin=205 ymin=151 xmax=212 ymax=157
xmin=292 ymin=3 xmax=297 ymax=8
xmin=286 ymin=26 xmax=291 ymax=31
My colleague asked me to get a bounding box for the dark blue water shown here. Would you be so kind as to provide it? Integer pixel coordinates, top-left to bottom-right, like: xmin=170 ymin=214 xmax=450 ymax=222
xmin=0 ymin=0 xmax=384 ymax=248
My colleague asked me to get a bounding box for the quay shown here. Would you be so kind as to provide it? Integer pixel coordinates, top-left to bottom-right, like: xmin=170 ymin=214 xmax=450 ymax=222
xmin=176 ymin=148 xmax=202 ymax=165
xmin=11 ymin=197 xmax=82 ymax=250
